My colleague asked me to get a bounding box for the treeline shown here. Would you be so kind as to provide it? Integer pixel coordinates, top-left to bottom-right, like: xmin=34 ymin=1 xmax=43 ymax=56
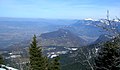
xmin=29 ymin=35 xmax=60 ymax=70
xmin=94 ymin=37 xmax=120 ymax=70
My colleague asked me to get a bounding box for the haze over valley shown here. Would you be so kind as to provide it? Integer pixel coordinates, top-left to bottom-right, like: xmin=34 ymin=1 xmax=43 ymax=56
xmin=0 ymin=0 xmax=120 ymax=70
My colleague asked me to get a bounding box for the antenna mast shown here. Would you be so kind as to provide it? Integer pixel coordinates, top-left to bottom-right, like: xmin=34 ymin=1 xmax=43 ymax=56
xmin=107 ymin=10 xmax=109 ymax=20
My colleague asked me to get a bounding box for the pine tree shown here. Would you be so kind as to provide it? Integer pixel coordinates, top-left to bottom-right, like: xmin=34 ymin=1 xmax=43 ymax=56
xmin=29 ymin=35 xmax=48 ymax=70
xmin=0 ymin=55 xmax=4 ymax=65
xmin=49 ymin=56 xmax=60 ymax=70
xmin=94 ymin=39 xmax=120 ymax=70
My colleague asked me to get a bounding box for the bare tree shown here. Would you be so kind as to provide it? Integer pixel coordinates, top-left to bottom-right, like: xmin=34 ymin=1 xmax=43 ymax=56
xmin=95 ymin=10 xmax=120 ymax=39
xmin=79 ymin=47 xmax=95 ymax=70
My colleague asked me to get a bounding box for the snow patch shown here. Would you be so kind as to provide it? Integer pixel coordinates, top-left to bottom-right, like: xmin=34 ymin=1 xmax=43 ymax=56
xmin=51 ymin=54 xmax=58 ymax=58
xmin=0 ymin=65 xmax=18 ymax=70
xmin=114 ymin=19 xmax=119 ymax=22
xmin=95 ymin=48 xmax=99 ymax=53
xmin=71 ymin=48 xmax=78 ymax=51
xmin=84 ymin=18 xmax=94 ymax=21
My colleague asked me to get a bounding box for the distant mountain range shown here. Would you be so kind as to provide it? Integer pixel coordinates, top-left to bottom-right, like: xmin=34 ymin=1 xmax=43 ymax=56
xmin=63 ymin=20 xmax=105 ymax=43
xmin=0 ymin=17 xmax=120 ymax=49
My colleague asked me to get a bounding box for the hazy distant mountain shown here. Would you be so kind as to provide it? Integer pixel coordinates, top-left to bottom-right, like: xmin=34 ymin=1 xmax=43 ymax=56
xmin=0 ymin=17 xmax=76 ymax=25
xmin=63 ymin=20 xmax=104 ymax=43
xmin=38 ymin=29 xmax=87 ymax=47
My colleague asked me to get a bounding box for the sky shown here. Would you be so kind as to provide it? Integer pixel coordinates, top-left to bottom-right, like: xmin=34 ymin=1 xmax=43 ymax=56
xmin=0 ymin=0 xmax=120 ymax=19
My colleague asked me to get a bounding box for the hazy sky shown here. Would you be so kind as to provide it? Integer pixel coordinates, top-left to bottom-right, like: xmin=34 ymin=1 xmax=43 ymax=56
xmin=0 ymin=0 xmax=120 ymax=19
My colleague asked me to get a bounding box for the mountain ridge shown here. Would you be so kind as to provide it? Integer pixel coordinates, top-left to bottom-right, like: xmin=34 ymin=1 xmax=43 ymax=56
xmin=38 ymin=29 xmax=87 ymax=47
